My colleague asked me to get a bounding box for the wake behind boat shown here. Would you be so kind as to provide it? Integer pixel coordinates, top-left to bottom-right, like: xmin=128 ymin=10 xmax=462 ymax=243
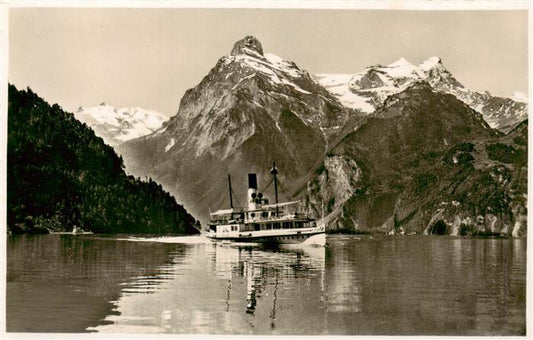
xmin=205 ymin=163 xmax=325 ymax=246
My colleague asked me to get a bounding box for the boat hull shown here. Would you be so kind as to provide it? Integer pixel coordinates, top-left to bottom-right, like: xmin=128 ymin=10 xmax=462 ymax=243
xmin=206 ymin=230 xmax=325 ymax=246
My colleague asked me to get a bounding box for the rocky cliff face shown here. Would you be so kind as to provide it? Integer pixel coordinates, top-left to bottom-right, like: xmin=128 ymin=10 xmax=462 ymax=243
xmin=303 ymin=155 xmax=363 ymax=228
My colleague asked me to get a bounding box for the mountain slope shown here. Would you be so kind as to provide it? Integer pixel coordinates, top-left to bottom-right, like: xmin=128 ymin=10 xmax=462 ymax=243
xmin=7 ymin=85 xmax=198 ymax=234
xmin=316 ymin=57 xmax=527 ymax=133
xmin=75 ymin=104 xmax=168 ymax=146
xmin=390 ymin=120 xmax=527 ymax=236
xmin=303 ymin=82 xmax=502 ymax=231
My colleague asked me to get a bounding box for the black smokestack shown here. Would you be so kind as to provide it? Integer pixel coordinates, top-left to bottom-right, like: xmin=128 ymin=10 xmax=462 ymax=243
xmin=248 ymin=173 xmax=257 ymax=189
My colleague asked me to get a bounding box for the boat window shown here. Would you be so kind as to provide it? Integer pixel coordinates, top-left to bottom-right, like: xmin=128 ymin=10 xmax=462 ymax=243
xmin=254 ymin=224 xmax=260 ymax=231
xmin=262 ymin=211 xmax=268 ymax=218
xmin=273 ymin=222 xmax=280 ymax=229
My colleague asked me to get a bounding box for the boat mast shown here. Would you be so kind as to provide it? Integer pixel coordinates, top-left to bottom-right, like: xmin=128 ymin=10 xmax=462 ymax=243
xmin=228 ymin=174 xmax=234 ymax=209
xmin=271 ymin=162 xmax=279 ymax=216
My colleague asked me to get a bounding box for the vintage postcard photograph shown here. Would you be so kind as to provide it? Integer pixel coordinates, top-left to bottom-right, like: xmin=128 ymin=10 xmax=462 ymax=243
xmin=2 ymin=1 xmax=530 ymax=337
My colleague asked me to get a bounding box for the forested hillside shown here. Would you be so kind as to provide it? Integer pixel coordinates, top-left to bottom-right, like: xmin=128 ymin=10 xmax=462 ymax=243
xmin=7 ymin=84 xmax=199 ymax=235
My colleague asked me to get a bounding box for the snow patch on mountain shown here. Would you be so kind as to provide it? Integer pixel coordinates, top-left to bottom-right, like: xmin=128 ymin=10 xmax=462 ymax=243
xmin=419 ymin=56 xmax=442 ymax=71
xmin=230 ymin=52 xmax=312 ymax=94
xmin=511 ymin=91 xmax=528 ymax=103
xmin=165 ymin=138 xmax=176 ymax=152
xmin=75 ymin=104 xmax=169 ymax=146
xmin=313 ymin=74 xmax=375 ymax=113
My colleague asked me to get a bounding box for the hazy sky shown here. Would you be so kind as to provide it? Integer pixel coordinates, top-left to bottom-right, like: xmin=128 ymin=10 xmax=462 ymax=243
xmin=9 ymin=8 xmax=528 ymax=116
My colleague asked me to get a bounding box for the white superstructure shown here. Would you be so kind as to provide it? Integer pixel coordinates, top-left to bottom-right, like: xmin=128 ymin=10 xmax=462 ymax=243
xmin=206 ymin=164 xmax=325 ymax=245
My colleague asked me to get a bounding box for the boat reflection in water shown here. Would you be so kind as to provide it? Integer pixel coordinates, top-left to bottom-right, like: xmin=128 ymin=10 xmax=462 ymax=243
xmin=244 ymin=260 xmax=259 ymax=314
xmin=88 ymin=238 xmax=327 ymax=334
xmin=212 ymin=242 xmax=326 ymax=330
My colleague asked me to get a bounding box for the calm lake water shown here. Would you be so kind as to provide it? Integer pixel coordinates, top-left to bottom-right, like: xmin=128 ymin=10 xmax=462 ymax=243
xmin=6 ymin=234 xmax=526 ymax=335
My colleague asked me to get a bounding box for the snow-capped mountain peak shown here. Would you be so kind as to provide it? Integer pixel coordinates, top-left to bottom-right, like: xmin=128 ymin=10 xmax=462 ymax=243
xmin=389 ymin=57 xmax=413 ymax=67
xmin=118 ymin=36 xmax=347 ymax=219
xmin=382 ymin=57 xmax=425 ymax=78
xmin=314 ymin=57 xmax=432 ymax=114
xmin=75 ymin=104 xmax=169 ymax=147
xmin=219 ymin=42 xmax=318 ymax=99
xmin=315 ymin=56 xmax=527 ymax=132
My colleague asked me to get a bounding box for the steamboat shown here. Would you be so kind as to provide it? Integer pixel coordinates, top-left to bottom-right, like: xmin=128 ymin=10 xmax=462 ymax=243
xmin=206 ymin=163 xmax=325 ymax=245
